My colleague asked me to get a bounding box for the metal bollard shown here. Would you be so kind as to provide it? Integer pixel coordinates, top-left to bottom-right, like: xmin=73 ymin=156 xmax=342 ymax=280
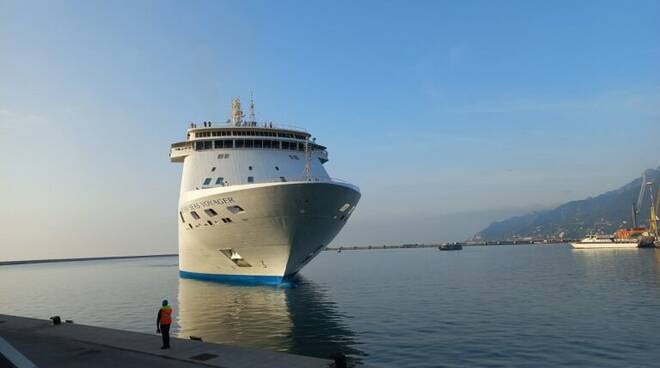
xmin=50 ymin=316 xmax=61 ymax=325
xmin=329 ymin=352 xmax=347 ymax=368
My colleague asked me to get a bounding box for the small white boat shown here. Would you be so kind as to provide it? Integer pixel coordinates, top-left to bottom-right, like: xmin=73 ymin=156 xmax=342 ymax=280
xmin=570 ymin=235 xmax=638 ymax=249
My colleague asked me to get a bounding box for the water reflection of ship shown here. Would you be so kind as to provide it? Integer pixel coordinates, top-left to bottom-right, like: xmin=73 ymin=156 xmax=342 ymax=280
xmin=176 ymin=277 xmax=365 ymax=362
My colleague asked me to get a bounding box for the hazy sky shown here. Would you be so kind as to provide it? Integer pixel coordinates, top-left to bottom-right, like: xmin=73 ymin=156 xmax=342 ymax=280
xmin=1 ymin=0 xmax=659 ymax=260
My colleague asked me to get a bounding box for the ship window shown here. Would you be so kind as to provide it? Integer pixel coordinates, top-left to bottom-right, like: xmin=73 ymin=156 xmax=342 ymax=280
xmin=280 ymin=176 xmax=286 ymax=182
xmin=207 ymin=220 xmax=213 ymax=225
xmin=190 ymin=211 xmax=200 ymax=220
xmin=203 ymin=178 xmax=212 ymax=185
xmin=203 ymin=141 xmax=212 ymax=150
xmin=227 ymin=205 xmax=245 ymax=214
xmin=263 ymin=140 xmax=271 ymax=148
xmin=298 ymin=143 xmax=305 ymax=151
xmin=221 ymin=217 xmax=233 ymax=223
xmin=281 ymin=141 xmax=290 ymax=150
xmin=214 ymin=140 xmax=223 ymax=149
xmin=235 ymin=139 xmax=244 ymax=148
xmin=204 ymin=209 xmax=218 ymax=217
xmin=179 ymin=211 xmax=185 ymax=223
xmin=195 ymin=141 xmax=203 ymax=150
xmin=339 ymin=203 xmax=351 ymax=212
xmin=215 ymin=177 xmax=224 ymax=185
xmin=248 ymin=166 xmax=253 ymax=170
xmin=188 ymin=223 xmax=193 ymax=229
xmin=223 ymin=140 xmax=234 ymax=148
xmin=211 ymin=167 xmax=216 ymax=172
xmin=245 ymin=140 xmax=254 ymax=148
xmin=254 ymin=140 xmax=263 ymax=148
xmin=247 ymin=176 xmax=254 ymax=183
xmin=275 ymin=166 xmax=279 ymax=171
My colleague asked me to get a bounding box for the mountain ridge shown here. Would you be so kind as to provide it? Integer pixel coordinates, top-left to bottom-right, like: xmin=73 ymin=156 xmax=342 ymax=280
xmin=474 ymin=167 xmax=660 ymax=240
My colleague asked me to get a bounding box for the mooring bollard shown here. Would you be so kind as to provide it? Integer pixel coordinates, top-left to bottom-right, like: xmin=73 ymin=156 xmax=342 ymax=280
xmin=189 ymin=336 xmax=203 ymax=341
xmin=50 ymin=316 xmax=61 ymax=325
xmin=329 ymin=352 xmax=347 ymax=368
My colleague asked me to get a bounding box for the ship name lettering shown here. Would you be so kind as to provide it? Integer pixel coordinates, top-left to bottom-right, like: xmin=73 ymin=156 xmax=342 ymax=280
xmin=181 ymin=197 xmax=235 ymax=212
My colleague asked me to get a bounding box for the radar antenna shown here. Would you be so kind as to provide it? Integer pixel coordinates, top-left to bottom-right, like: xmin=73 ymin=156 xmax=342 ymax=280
xmin=249 ymin=92 xmax=256 ymax=125
xmin=230 ymin=98 xmax=244 ymax=126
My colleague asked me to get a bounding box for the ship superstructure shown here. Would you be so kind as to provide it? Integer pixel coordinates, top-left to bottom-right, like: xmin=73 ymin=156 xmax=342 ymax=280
xmin=170 ymin=98 xmax=360 ymax=284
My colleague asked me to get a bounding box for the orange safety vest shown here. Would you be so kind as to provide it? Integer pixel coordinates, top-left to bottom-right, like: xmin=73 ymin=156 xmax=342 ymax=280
xmin=160 ymin=306 xmax=173 ymax=325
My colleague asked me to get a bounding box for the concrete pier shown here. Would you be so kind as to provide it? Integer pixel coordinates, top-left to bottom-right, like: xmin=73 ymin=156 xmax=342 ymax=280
xmin=0 ymin=314 xmax=336 ymax=368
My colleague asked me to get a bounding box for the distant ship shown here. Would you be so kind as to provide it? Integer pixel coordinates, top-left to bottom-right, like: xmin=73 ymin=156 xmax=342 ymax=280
xmin=170 ymin=97 xmax=361 ymax=284
xmin=570 ymin=235 xmax=638 ymax=249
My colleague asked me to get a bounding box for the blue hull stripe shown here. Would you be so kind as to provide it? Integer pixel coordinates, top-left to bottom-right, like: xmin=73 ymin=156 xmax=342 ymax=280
xmin=179 ymin=270 xmax=285 ymax=285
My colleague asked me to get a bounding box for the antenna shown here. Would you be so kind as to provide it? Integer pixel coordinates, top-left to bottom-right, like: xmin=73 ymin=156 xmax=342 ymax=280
xmin=249 ymin=92 xmax=256 ymax=124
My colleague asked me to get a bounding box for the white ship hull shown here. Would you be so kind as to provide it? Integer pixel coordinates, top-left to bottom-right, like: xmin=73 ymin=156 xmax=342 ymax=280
xmin=178 ymin=181 xmax=360 ymax=284
xmin=570 ymin=242 xmax=638 ymax=249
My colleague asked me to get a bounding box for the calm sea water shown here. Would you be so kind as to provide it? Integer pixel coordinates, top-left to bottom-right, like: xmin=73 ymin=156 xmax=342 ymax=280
xmin=3 ymin=245 xmax=660 ymax=367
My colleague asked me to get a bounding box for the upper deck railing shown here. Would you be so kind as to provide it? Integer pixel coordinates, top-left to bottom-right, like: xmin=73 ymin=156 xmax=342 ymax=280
xmin=197 ymin=175 xmax=359 ymax=191
xmin=188 ymin=121 xmax=309 ymax=134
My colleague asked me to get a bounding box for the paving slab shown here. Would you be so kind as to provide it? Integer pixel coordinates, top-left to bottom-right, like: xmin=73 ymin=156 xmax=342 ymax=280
xmin=0 ymin=314 xmax=335 ymax=368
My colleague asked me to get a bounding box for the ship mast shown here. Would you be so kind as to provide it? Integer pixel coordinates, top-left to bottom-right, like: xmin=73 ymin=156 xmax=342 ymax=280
xmin=231 ymin=98 xmax=244 ymax=126
xmin=648 ymin=182 xmax=658 ymax=237
xmin=633 ymin=172 xmax=647 ymax=227
xmin=249 ymin=92 xmax=256 ymax=125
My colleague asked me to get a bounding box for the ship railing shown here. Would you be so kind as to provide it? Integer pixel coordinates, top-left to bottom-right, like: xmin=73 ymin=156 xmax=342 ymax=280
xmin=189 ymin=121 xmax=309 ymax=133
xmin=171 ymin=141 xmax=193 ymax=148
xmin=202 ymin=176 xmax=358 ymax=189
xmin=248 ymin=176 xmax=352 ymax=185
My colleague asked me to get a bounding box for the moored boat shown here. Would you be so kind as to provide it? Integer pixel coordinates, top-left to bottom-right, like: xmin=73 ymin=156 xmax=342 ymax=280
xmin=439 ymin=243 xmax=463 ymax=251
xmin=570 ymin=235 xmax=638 ymax=249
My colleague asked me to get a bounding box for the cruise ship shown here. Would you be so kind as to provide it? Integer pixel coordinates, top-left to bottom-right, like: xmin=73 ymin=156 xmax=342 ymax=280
xmin=170 ymin=98 xmax=360 ymax=284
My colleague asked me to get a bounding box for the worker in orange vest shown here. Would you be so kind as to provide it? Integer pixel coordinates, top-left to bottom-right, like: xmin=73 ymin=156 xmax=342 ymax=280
xmin=156 ymin=299 xmax=173 ymax=349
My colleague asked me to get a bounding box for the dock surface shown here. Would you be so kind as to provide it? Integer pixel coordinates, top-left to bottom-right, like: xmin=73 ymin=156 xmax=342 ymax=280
xmin=0 ymin=314 xmax=335 ymax=368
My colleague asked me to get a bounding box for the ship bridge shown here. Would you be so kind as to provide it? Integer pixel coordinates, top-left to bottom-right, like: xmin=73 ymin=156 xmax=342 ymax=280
xmin=170 ymin=123 xmax=328 ymax=163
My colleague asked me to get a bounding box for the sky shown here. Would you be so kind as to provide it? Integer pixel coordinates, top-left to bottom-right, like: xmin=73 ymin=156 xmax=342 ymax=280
xmin=1 ymin=0 xmax=659 ymax=260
